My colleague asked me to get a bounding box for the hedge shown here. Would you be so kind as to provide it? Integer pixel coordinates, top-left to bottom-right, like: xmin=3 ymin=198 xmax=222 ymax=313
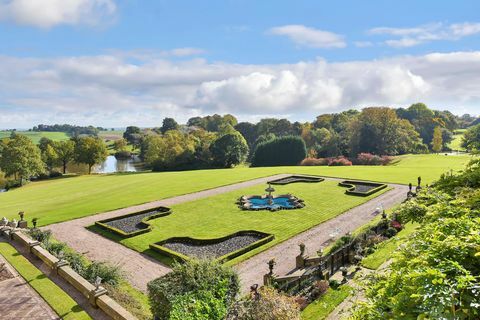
xmin=251 ymin=135 xmax=307 ymax=167
xmin=338 ymin=181 xmax=387 ymax=196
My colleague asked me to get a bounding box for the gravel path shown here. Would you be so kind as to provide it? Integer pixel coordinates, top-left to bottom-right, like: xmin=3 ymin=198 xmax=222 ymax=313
xmin=45 ymin=174 xmax=407 ymax=293
xmin=46 ymin=174 xmax=290 ymax=291
xmin=234 ymin=183 xmax=408 ymax=293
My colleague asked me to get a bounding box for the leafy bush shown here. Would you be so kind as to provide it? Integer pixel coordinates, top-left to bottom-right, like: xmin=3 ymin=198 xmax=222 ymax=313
xmin=28 ymin=228 xmax=52 ymax=244
xmin=329 ymin=234 xmax=353 ymax=253
xmin=300 ymin=158 xmax=329 ymax=166
xmin=355 ymin=153 xmax=393 ymax=166
xmin=82 ymin=261 xmax=122 ymax=286
xmin=382 ymin=227 xmax=398 ymax=238
xmin=328 ymin=280 xmax=340 ymax=290
xmin=114 ymin=150 xmax=131 ymax=159
xmin=328 ymin=157 xmax=352 ymax=166
xmin=251 ymin=136 xmax=307 ymax=167
xmin=310 ymin=280 xmax=330 ymax=300
xmin=226 ymin=286 xmax=301 ymax=320
xmin=147 ymin=260 xmax=239 ymax=320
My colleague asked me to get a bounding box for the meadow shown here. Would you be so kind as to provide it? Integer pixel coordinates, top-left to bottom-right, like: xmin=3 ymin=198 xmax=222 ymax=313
xmin=448 ymin=129 xmax=466 ymax=151
xmin=0 ymin=131 xmax=69 ymax=144
xmin=0 ymin=154 xmax=471 ymax=226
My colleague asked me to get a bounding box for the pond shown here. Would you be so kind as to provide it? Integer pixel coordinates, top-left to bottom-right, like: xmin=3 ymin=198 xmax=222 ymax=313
xmin=66 ymin=155 xmax=146 ymax=174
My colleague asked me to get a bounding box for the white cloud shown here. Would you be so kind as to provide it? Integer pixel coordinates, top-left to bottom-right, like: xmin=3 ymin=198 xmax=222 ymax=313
xmin=1 ymin=51 xmax=480 ymax=128
xmin=369 ymin=22 xmax=480 ymax=48
xmin=0 ymin=0 xmax=116 ymax=28
xmin=354 ymin=41 xmax=374 ymax=48
xmin=268 ymin=25 xmax=346 ymax=48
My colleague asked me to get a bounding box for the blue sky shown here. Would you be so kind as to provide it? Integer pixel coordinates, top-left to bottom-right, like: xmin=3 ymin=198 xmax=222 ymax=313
xmin=0 ymin=0 xmax=479 ymax=128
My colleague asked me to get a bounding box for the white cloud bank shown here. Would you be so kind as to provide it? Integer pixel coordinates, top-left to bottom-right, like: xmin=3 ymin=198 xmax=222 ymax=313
xmin=268 ymin=25 xmax=346 ymax=48
xmin=370 ymin=22 xmax=480 ymax=48
xmin=0 ymin=0 xmax=116 ymax=28
xmin=1 ymin=51 xmax=480 ymax=128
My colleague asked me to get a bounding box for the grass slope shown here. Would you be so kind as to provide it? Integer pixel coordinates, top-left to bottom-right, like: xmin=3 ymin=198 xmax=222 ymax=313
xmin=361 ymin=222 xmax=418 ymax=270
xmin=301 ymin=286 xmax=353 ymax=320
xmin=448 ymin=129 xmax=466 ymax=151
xmin=109 ymin=180 xmax=388 ymax=265
xmin=0 ymin=154 xmax=470 ymax=226
xmin=0 ymin=131 xmax=69 ymax=144
xmin=0 ymin=242 xmax=91 ymax=320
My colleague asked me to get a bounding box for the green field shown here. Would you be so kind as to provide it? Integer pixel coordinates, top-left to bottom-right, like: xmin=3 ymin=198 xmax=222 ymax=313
xmin=101 ymin=180 xmax=388 ymax=265
xmin=0 ymin=131 xmax=70 ymax=144
xmin=448 ymin=129 xmax=466 ymax=151
xmin=0 ymin=154 xmax=471 ymax=226
xmin=0 ymin=242 xmax=91 ymax=320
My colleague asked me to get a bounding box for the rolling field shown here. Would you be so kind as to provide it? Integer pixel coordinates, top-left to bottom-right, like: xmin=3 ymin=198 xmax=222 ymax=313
xmin=0 ymin=154 xmax=471 ymax=226
xmin=0 ymin=131 xmax=69 ymax=144
xmin=113 ymin=180 xmax=388 ymax=265
xmin=448 ymin=129 xmax=466 ymax=151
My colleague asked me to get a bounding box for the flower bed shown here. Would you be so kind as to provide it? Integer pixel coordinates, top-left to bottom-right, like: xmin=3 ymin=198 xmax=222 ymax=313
xmin=339 ymin=180 xmax=387 ymax=196
xmin=268 ymin=175 xmax=325 ymax=185
xmin=149 ymin=230 xmax=274 ymax=263
xmin=95 ymin=207 xmax=172 ymax=238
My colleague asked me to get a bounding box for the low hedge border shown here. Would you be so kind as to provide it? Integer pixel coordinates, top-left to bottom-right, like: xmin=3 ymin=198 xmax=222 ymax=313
xmin=339 ymin=180 xmax=388 ymax=197
xmin=268 ymin=175 xmax=325 ymax=185
xmin=149 ymin=230 xmax=274 ymax=264
xmin=95 ymin=207 xmax=172 ymax=238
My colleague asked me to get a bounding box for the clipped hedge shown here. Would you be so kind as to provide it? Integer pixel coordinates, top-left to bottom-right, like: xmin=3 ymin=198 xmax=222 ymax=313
xmin=268 ymin=175 xmax=324 ymax=185
xmin=149 ymin=231 xmax=274 ymax=264
xmin=251 ymin=136 xmax=307 ymax=167
xmin=95 ymin=207 xmax=172 ymax=238
xmin=339 ymin=180 xmax=387 ymax=196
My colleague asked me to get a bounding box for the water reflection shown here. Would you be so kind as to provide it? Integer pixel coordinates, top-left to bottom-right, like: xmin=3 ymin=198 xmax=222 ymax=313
xmin=67 ymin=155 xmax=145 ymax=174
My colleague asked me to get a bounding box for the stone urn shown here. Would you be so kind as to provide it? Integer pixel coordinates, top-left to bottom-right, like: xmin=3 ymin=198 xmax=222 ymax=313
xmin=0 ymin=217 xmax=7 ymax=227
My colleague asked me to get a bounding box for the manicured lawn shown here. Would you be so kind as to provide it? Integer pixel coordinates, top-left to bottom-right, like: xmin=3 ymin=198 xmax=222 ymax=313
xmin=448 ymin=129 xmax=466 ymax=151
xmin=301 ymin=286 xmax=353 ymax=320
xmin=0 ymin=131 xmax=70 ymax=144
xmin=361 ymin=222 xmax=418 ymax=270
xmin=0 ymin=242 xmax=91 ymax=320
xmin=0 ymin=154 xmax=470 ymax=226
xmin=109 ymin=180 xmax=388 ymax=265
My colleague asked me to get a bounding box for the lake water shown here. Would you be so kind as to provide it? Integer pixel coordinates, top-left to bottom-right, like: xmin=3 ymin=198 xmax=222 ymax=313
xmin=67 ymin=155 xmax=145 ymax=174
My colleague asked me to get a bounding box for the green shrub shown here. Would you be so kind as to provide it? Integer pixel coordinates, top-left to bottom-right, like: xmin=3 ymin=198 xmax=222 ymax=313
xmin=251 ymin=136 xmax=307 ymax=167
xmin=382 ymin=227 xmax=398 ymax=238
xmin=28 ymin=228 xmax=52 ymax=244
xmin=82 ymin=261 xmax=122 ymax=286
xmin=147 ymin=259 xmax=239 ymax=320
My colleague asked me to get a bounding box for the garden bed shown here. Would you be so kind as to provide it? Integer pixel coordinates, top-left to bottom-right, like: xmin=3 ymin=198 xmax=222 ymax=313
xmin=339 ymin=180 xmax=387 ymax=196
xmin=95 ymin=206 xmax=172 ymax=238
xmin=149 ymin=231 xmax=274 ymax=263
xmin=268 ymin=175 xmax=324 ymax=185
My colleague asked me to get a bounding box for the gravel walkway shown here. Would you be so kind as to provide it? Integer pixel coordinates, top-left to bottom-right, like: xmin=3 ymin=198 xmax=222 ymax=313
xmin=45 ymin=174 xmax=407 ymax=293
xmin=46 ymin=174 xmax=290 ymax=291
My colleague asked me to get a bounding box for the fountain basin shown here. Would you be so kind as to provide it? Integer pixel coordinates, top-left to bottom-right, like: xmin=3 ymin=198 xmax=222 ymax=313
xmin=238 ymin=194 xmax=304 ymax=211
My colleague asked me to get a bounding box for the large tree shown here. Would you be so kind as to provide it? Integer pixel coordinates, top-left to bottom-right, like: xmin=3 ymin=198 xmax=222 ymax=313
xmin=0 ymin=134 xmax=44 ymax=183
xmin=461 ymin=124 xmax=480 ymax=152
xmin=123 ymin=126 xmax=142 ymax=148
xmin=251 ymin=136 xmax=307 ymax=167
xmin=160 ymin=117 xmax=179 ymax=134
xmin=431 ymin=126 xmax=443 ymax=153
xmin=53 ymin=140 xmax=75 ymax=174
xmin=74 ymin=136 xmax=108 ymax=174
xmin=210 ymin=132 xmax=249 ymax=168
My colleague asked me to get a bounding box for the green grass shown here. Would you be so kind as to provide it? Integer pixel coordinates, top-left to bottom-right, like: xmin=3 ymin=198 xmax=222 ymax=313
xmin=0 ymin=131 xmax=70 ymax=144
xmin=448 ymin=129 xmax=467 ymax=151
xmin=361 ymin=222 xmax=418 ymax=270
xmin=0 ymin=242 xmax=91 ymax=320
xmin=0 ymin=154 xmax=470 ymax=226
xmin=105 ymin=180 xmax=389 ymax=266
xmin=301 ymin=286 xmax=353 ymax=320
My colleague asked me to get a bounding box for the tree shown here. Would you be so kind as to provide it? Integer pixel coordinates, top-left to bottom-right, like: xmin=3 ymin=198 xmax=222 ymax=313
xmin=53 ymin=140 xmax=75 ymax=174
xmin=0 ymin=134 xmax=44 ymax=184
xmin=123 ymin=126 xmax=141 ymax=145
xmin=160 ymin=118 xmax=179 ymax=134
xmin=461 ymin=124 xmax=480 ymax=152
xmin=251 ymin=136 xmax=307 ymax=167
xmin=234 ymin=122 xmax=257 ymax=148
xmin=113 ymin=138 xmax=128 ymax=152
xmin=431 ymin=126 xmax=443 ymax=153
xmin=210 ymin=132 xmax=249 ymax=168
xmin=147 ymin=260 xmax=239 ymax=320
xmin=74 ymin=136 xmax=108 ymax=174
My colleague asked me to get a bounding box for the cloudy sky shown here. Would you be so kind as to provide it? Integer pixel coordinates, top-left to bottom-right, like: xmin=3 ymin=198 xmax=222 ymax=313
xmin=0 ymin=0 xmax=479 ymax=129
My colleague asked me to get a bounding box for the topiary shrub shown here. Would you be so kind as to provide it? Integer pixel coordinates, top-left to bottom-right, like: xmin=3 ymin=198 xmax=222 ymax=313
xmin=251 ymin=136 xmax=307 ymax=167
xmin=147 ymin=259 xmax=239 ymax=320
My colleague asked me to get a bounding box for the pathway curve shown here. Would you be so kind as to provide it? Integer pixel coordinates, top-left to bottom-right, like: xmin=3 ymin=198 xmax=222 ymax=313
xmin=0 ymin=247 xmax=59 ymax=320
xmin=46 ymin=174 xmax=290 ymax=291
xmin=234 ymin=184 xmax=408 ymax=292
xmin=46 ymin=174 xmax=407 ymax=293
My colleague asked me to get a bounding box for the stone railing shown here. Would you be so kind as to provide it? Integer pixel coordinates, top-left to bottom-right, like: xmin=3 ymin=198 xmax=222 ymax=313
xmin=0 ymin=226 xmax=137 ymax=320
